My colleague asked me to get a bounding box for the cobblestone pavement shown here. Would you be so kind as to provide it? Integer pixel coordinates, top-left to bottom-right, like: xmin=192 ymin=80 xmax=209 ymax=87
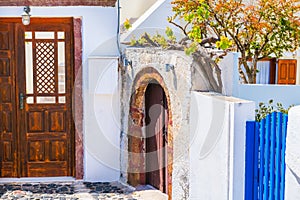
xmin=0 ymin=181 xmax=143 ymax=200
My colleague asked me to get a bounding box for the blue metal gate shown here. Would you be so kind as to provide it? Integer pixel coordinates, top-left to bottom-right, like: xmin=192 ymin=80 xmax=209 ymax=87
xmin=245 ymin=112 xmax=288 ymax=200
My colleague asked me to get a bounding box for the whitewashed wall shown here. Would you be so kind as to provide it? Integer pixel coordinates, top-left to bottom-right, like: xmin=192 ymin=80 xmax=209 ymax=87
xmin=219 ymin=53 xmax=238 ymax=96
xmin=285 ymin=105 xmax=300 ymax=200
xmin=0 ymin=7 xmax=120 ymax=181
xmin=86 ymin=57 xmax=120 ymax=181
xmin=121 ymin=0 xmax=184 ymax=43
xmin=190 ymin=92 xmax=255 ymax=200
xmin=120 ymin=0 xmax=158 ymax=23
xmin=224 ymin=53 xmax=300 ymax=108
xmin=235 ymin=84 xmax=300 ymax=108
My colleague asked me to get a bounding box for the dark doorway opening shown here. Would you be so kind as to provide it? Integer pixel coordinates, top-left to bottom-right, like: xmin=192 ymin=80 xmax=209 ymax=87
xmin=145 ymin=83 xmax=168 ymax=194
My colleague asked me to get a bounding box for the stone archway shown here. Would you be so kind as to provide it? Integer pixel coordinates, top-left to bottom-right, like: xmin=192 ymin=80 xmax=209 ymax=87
xmin=127 ymin=67 xmax=173 ymax=197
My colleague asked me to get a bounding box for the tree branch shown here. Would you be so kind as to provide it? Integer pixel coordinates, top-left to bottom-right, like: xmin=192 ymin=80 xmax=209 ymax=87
xmin=168 ymin=20 xmax=188 ymax=36
xmin=200 ymin=37 xmax=219 ymax=46
xmin=141 ymin=33 xmax=160 ymax=47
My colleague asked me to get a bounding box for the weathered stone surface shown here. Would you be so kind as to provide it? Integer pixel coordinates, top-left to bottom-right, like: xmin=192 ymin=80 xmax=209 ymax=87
xmin=120 ymin=47 xmax=194 ymax=199
xmin=0 ymin=182 xmax=141 ymax=200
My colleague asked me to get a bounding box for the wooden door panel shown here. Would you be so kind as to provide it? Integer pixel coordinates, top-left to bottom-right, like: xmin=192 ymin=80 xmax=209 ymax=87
xmin=27 ymin=111 xmax=45 ymax=132
xmin=0 ymin=18 xmax=74 ymax=178
xmin=28 ymin=141 xmax=46 ymax=161
xmin=278 ymin=59 xmax=297 ymax=85
xmin=0 ymin=58 xmax=10 ymax=76
xmin=49 ymin=140 xmax=67 ymax=161
xmin=19 ymin=20 xmax=74 ymax=177
xmin=278 ymin=63 xmax=287 ymax=84
xmin=0 ymin=31 xmax=9 ymax=49
xmin=49 ymin=111 xmax=66 ymax=132
xmin=288 ymin=61 xmax=296 ymax=84
xmin=0 ymin=22 xmax=17 ymax=177
xmin=27 ymin=162 xmax=68 ymax=177
xmin=2 ymin=110 xmax=12 ymax=133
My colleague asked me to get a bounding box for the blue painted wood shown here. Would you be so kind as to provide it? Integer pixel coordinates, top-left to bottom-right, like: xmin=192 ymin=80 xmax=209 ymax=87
xmin=264 ymin=115 xmax=270 ymax=199
xmin=280 ymin=115 xmax=288 ymax=200
xmin=269 ymin=112 xmax=276 ymax=200
xmin=245 ymin=121 xmax=256 ymax=200
xmin=254 ymin=122 xmax=260 ymax=200
xmin=275 ymin=112 xmax=282 ymax=200
xmin=259 ymin=119 xmax=265 ymax=200
xmin=245 ymin=112 xmax=288 ymax=200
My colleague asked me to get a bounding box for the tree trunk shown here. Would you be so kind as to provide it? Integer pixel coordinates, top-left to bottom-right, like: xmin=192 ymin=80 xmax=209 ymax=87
xmin=240 ymin=58 xmax=257 ymax=84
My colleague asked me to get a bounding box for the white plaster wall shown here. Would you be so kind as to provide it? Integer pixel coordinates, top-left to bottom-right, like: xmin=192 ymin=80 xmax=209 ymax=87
xmin=120 ymin=0 xmax=158 ymax=23
xmin=236 ymin=84 xmax=300 ymax=108
xmin=190 ymin=92 xmax=255 ymax=200
xmin=219 ymin=53 xmax=237 ymax=96
xmin=86 ymin=58 xmax=120 ymax=181
xmin=228 ymin=53 xmax=300 ymax=107
xmin=0 ymin=7 xmax=120 ymax=181
xmin=0 ymin=6 xmax=118 ymax=59
xmin=121 ymin=0 xmax=185 ymax=43
xmin=285 ymin=105 xmax=300 ymax=200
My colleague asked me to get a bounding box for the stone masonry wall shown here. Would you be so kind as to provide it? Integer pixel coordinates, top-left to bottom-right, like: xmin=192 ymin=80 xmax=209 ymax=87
xmin=120 ymin=47 xmax=193 ymax=199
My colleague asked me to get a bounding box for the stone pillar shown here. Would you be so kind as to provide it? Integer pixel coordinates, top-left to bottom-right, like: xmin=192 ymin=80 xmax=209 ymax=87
xmin=285 ymin=105 xmax=300 ymax=200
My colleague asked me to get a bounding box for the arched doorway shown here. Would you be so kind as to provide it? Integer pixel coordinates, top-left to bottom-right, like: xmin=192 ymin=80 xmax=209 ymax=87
xmin=145 ymin=83 xmax=168 ymax=193
xmin=127 ymin=68 xmax=173 ymax=198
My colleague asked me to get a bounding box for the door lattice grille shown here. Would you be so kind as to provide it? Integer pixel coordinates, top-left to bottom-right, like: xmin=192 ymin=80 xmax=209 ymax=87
xmin=36 ymin=42 xmax=56 ymax=94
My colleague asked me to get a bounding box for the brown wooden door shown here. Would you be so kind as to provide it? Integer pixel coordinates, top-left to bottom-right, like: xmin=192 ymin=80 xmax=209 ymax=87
xmin=278 ymin=59 xmax=297 ymax=85
xmin=145 ymin=83 xmax=168 ymax=193
xmin=0 ymin=18 xmax=74 ymax=177
xmin=0 ymin=22 xmax=18 ymax=177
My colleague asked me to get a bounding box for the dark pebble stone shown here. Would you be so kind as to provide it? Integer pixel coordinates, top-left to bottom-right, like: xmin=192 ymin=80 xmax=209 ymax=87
xmin=12 ymin=185 xmax=22 ymax=190
xmin=95 ymin=186 xmax=103 ymax=191
xmin=83 ymin=182 xmax=92 ymax=186
xmin=59 ymin=186 xmax=69 ymax=192
xmin=5 ymin=184 xmax=14 ymax=190
xmin=48 ymin=183 xmax=57 ymax=188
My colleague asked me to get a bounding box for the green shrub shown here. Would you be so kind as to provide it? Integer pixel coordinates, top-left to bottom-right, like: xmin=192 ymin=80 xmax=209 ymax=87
xmin=255 ymin=99 xmax=294 ymax=121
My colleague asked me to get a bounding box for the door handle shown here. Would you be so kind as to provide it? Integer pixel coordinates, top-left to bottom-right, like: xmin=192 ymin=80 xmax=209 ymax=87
xmin=19 ymin=93 xmax=24 ymax=110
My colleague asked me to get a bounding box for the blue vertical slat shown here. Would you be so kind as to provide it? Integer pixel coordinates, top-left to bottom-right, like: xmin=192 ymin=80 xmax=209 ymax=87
xmin=269 ymin=112 xmax=276 ymax=200
xmin=280 ymin=115 xmax=288 ymax=200
xmin=264 ymin=115 xmax=271 ymax=200
xmin=245 ymin=121 xmax=256 ymax=200
xmin=259 ymin=118 xmax=266 ymax=200
xmin=275 ymin=112 xmax=283 ymax=200
xmin=245 ymin=112 xmax=287 ymax=200
xmin=253 ymin=122 xmax=260 ymax=200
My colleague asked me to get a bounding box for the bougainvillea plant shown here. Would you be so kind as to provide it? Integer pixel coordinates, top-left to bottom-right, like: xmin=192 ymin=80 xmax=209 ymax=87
xmin=169 ymin=0 xmax=300 ymax=83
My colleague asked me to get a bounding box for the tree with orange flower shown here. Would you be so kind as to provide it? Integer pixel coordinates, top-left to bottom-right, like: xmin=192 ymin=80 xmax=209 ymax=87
xmin=169 ymin=0 xmax=300 ymax=83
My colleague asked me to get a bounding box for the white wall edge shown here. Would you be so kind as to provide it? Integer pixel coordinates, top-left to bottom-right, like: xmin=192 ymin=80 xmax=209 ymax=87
xmin=120 ymin=0 xmax=167 ymax=42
